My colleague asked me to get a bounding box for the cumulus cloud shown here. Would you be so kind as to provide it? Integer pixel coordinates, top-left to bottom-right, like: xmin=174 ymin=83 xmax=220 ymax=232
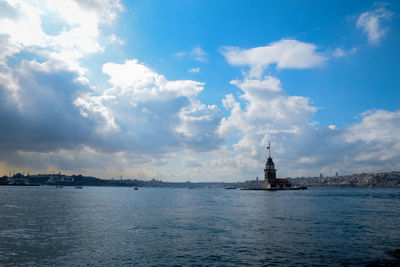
xmin=101 ymin=60 xmax=204 ymax=103
xmin=0 ymin=1 xmax=224 ymax=179
xmin=0 ymin=59 xmax=96 ymax=154
xmin=340 ymin=109 xmax=400 ymax=171
xmin=218 ymin=75 xmax=317 ymax=173
xmin=219 ymin=76 xmax=316 ymax=138
xmin=217 ymin=73 xmax=400 ymax=178
xmin=0 ymin=0 xmax=125 ymax=157
xmin=346 ymin=110 xmax=400 ymax=145
xmin=0 ymin=0 xmax=122 ymax=72
xmin=356 ymin=3 xmax=393 ymax=44
xmin=75 ymin=59 xmax=223 ymax=153
xmin=0 ymin=58 xmax=224 ymax=177
xmin=215 ymin=39 xmax=400 ymax=178
xmin=0 ymin=1 xmax=398 ymax=181
xmin=220 ymin=39 xmax=326 ymax=78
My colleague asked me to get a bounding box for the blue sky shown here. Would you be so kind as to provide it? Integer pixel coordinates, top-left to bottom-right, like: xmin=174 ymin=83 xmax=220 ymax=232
xmin=0 ymin=0 xmax=399 ymax=181
xmin=115 ymin=0 xmax=400 ymax=125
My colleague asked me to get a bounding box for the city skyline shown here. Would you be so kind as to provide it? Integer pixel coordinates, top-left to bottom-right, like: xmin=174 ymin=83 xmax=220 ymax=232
xmin=0 ymin=0 xmax=399 ymax=181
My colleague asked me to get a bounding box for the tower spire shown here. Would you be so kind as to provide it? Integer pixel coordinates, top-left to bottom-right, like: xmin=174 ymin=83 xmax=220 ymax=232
xmin=269 ymin=140 xmax=271 ymax=158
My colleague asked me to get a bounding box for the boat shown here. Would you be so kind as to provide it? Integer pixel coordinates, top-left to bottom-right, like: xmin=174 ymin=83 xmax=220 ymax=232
xmin=224 ymin=187 xmax=236 ymax=190
xmin=74 ymin=181 xmax=83 ymax=189
xmin=56 ymin=185 xmax=63 ymax=188
xmin=291 ymin=186 xmax=307 ymax=190
xmin=134 ymin=186 xmax=138 ymax=190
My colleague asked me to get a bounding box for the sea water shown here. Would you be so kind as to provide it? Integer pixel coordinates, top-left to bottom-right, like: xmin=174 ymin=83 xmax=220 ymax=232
xmin=0 ymin=186 xmax=399 ymax=266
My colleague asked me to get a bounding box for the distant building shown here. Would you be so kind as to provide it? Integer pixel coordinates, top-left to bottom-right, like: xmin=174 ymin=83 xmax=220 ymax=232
xmin=261 ymin=142 xmax=291 ymax=189
xmin=8 ymin=173 xmax=27 ymax=185
xmin=45 ymin=173 xmax=73 ymax=184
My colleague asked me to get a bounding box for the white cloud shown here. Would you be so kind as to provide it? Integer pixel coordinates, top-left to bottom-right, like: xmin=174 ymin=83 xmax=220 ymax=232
xmin=220 ymin=39 xmax=326 ymax=78
xmin=0 ymin=57 xmax=224 ymax=179
xmin=345 ymin=110 xmax=400 ymax=144
xmin=356 ymin=4 xmax=392 ymax=44
xmin=101 ymin=60 xmax=204 ymax=104
xmin=0 ymin=1 xmax=224 ymax=179
xmin=298 ymin=157 xmax=317 ymax=164
xmin=217 ymin=70 xmax=400 ymax=178
xmin=174 ymin=46 xmax=207 ymax=62
xmin=0 ymin=1 xmax=227 ymax=181
xmin=333 ymin=47 xmax=357 ymax=58
xmin=76 ymin=59 xmax=223 ymax=153
xmin=174 ymin=51 xmax=187 ymax=57
xmin=188 ymin=67 xmax=200 ymax=73
xmin=184 ymin=157 xmax=203 ymax=168
xmin=333 ymin=48 xmax=346 ymax=58
xmin=218 ymin=75 xmax=317 ymax=169
xmin=219 ymin=76 xmax=316 ymax=137
xmin=0 ymin=0 xmax=46 ymax=60
xmin=191 ymin=46 xmax=207 ymax=62
xmin=0 ymin=0 xmax=122 ymax=73
xmin=109 ymin=34 xmax=124 ymax=45
xmin=0 ymin=1 xmax=399 ymax=182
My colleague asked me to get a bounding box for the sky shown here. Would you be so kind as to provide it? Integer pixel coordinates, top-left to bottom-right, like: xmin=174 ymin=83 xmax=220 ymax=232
xmin=0 ymin=0 xmax=399 ymax=182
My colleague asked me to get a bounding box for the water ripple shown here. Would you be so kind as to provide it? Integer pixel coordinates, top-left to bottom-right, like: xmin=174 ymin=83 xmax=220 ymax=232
xmin=0 ymin=187 xmax=399 ymax=266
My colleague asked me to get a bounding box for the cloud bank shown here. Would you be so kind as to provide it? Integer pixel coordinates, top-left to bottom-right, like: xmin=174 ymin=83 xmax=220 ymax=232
xmin=0 ymin=1 xmax=399 ymax=181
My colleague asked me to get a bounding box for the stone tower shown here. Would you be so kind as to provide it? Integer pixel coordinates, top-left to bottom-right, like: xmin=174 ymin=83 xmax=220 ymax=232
xmin=262 ymin=140 xmax=277 ymax=189
xmin=264 ymin=156 xmax=277 ymax=184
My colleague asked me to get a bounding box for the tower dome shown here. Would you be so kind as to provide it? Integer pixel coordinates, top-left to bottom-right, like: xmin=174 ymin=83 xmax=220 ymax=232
xmin=266 ymin=157 xmax=275 ymax=170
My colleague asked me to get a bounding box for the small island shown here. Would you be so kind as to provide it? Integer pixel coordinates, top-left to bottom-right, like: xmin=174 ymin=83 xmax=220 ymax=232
xmin=243 ymin=142 xmax=307 ymax=191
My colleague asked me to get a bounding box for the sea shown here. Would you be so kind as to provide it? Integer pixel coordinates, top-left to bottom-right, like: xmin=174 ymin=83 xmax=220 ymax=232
xmin=0 ymin=186 xmax=399 ymax=266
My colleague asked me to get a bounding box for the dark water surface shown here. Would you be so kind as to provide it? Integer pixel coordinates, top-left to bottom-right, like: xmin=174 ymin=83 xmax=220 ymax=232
xmin=0 ymin=187 xmax=399 ymax=266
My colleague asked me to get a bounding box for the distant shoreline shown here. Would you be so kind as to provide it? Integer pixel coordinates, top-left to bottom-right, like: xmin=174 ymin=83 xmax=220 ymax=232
xmin=1 ymin=170 xmax=399 ymax=188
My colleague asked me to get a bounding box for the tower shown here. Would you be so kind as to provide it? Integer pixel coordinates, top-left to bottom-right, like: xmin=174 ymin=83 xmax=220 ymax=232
xmin=262 ymin=140 xmax=277 ymax=189
xmin=264 ymin=156 xmax=277 ymax=183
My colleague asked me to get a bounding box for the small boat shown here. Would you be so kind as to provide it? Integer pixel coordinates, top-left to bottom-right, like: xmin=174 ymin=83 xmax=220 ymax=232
xmin=74 ymin=181 xmax=83 ymax=189
xmin=290 ymin=186 xmax=307 ymax=190
xmin=224 ymin=187 xmax=236 ymax=190
xmin=134 ymin=186 xmax=138 ymax=190
xmin=56 ymin=185 xmax=63 ymax=188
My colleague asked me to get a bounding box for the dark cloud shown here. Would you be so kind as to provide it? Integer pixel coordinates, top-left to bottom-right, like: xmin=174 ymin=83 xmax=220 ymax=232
xmin=0 ymin=61 xmax=96 ymax=155
xmin=0 ymin=57 xmax=225 ymax=170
